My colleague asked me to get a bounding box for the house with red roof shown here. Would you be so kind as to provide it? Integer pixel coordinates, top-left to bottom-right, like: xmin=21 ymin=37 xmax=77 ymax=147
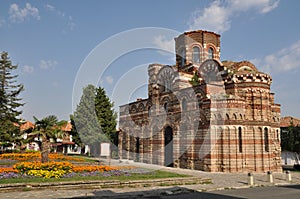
xmin=20 ymin=120 xmax=82 ymax=154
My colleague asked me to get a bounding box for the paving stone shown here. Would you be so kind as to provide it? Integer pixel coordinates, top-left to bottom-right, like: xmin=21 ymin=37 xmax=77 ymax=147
xmin=0 ymin=160 xmax=299 ymax=198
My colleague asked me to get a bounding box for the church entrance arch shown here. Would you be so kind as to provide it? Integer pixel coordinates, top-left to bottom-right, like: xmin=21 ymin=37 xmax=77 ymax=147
xmin=164 ymin=126 xmax=173 ymax=167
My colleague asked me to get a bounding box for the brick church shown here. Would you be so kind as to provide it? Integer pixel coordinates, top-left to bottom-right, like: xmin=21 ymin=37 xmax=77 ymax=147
xmin=118 ymin=30 xmax=282 ymax=172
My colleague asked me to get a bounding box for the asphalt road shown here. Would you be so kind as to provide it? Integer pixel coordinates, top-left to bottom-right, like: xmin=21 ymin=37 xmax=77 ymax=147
xmin=1 ymin=184 xmax=299 ymax=199
xmin=207 ymin=185 xmax=300 ymax=199
xmin=161 ymin=185 xmax=300 ymax=199
xmin=66 ymin=184 xmax=300 ymax=199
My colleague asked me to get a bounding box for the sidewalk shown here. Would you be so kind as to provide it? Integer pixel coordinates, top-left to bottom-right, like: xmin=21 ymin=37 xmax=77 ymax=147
xmin=113 ymin=159 xmax=300 ymax=191
xmin=0 ymin=159 xmax=299 ymax=199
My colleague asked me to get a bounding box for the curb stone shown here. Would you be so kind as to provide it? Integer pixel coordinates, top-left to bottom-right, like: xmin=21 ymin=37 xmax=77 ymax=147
xmin=0 ymin=177 xmax=211 ymax=192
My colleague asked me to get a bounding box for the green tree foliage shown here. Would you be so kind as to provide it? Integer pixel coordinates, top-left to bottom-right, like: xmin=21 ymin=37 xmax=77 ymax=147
xmin=189 ymin=71 xmax=200 ymax=86
xmin=30 ymin=115 xmax=65 ymax=162
xmin=69 ymin=114 xmax=82 ymax=147
xmin=281 ymin=123 xmax=300 ymax=152
xmin=0 ymin=51 xmax=24 ymax=148
xmin=94 ymin=86 xmax=118 ymax=146
xmin=73 ymin=85 xmax=111 ymax=156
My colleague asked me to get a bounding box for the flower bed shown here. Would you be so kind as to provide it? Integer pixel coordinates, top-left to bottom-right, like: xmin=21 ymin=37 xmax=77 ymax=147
xmin=0 ymin=153 xmax=154 ymax=180
xmin=0 ymin=161 xmax=141 ymax=179
xmin=72 ymin=165 xmax=118 ymax=173
xmin=14 ymin=161 xmax=73 ymax=172
xmin=0 ymin=153 xmax=40 ymax=161
xmin=12 ymin=161 xmax=73 ymax=178
xmin=0 ymin=167 xmax=18 ymax=173
xmin=0 ymin=152 xmax=84 ymax=162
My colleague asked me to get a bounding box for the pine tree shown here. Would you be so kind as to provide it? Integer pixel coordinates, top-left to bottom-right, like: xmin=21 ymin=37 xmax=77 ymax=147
xmin=73 ymin=85 xmax=109 ymax=156
xmin=0 ymin=52 xmax=24 ymax=148
xmin=94 ymin=86 xmax=117 ymax=146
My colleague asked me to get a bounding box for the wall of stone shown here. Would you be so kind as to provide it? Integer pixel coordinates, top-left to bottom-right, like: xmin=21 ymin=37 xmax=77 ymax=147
xmin=118 ymin=30 xmax=281 ymax=173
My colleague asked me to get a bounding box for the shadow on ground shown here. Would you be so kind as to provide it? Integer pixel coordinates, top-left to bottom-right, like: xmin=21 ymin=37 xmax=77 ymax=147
xmin=61 ymin=187 xmax=244 ymax=199
xmin=278 ymin=184 xmax=300 ymax=190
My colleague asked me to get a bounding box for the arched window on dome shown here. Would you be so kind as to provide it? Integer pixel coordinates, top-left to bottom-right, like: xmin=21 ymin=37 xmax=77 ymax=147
xmin=164 ymin=102 xmax=168 ymax=114
xmin=148 ymin=106 xmax=151 ymax=117
xmin=164 ymin=79 xmax=172 ymax=92
xmin=192 ymin=46 xmax=201 ymax=64
xmin=179 ymin=48 xmax=186 ymax=66
xmin=208 ymin=47 xmax=214 ymax=59
xmin=181 ymin=98 xmax=187 ymax=112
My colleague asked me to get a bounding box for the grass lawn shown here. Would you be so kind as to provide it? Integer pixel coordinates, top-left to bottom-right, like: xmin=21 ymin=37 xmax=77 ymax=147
xmin=0 ymin=170 xmax=188 ymax=184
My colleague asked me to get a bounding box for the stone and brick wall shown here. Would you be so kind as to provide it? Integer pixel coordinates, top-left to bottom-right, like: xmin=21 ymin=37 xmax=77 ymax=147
xmin=118 ymin=30 xmax=282 ymax=173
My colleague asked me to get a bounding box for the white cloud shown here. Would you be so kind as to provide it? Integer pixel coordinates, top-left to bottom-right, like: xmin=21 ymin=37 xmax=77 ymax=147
xmin=252 ymin=40 xmax=300 ymax=73
xmin=45 ymin=4 xmax=65 ymax=17
xmin=189 ymin=0 xmax=280 ymax=33
xmin=9 ymin=3 xmax=40 ymax=23
xmin=39 ymin=60 xmax=58 ymax=70
xmin=45 ymin=4 xmax=75 ymax=32
xmin=105 ymin=76 xmax=114 ymax=85
xmin=23 ymin=65 xmax=34 ymax=74
xmin=45 ymin=4 xmax=55 ymax=12
xmin=67 ymin=21 xmax=76 ymax=31
xmin=229 ymin=0 xmax=279 ymax=13
xmin=260 ymin=1 xmax=279 ymax=13
xmin=189 ymin=1 xmax=231 ymax=34
xmin=153 ymin=35 xmax=175 ymax=53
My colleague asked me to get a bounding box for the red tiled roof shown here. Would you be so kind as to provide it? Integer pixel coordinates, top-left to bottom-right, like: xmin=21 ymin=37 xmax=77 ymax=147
xmin=280 ymin=116 xmax=300 ymax=127
xmin=20 ymin=121 xmax=34 ymax=131
xmin=17 ymin=120 xmax=72 ymax=134
xmin=62 ymin=141 xmax=75 ymax=145
xmin=60 ymin=121 xmax=72 ymax=132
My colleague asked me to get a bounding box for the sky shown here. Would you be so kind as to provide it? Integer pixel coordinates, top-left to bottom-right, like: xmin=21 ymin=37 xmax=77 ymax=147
xmin=1 ymin=0 xmax=300 ymax=122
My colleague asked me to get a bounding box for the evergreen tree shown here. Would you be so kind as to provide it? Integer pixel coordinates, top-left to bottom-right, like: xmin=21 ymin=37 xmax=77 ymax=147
xmin=189 ymin=71 xmax=200 ymax=86
xmin=73 ymin=85 xmax=109 ymax=156
xmin=0 ymin=51 xmax=24 ymax=148
xmin=95 ymin=86 xmax=118 ymax=146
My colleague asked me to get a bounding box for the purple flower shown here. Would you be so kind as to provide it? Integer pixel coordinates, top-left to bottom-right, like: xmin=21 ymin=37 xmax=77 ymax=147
xmin=0 ymin=172 xmax=20 ymax=179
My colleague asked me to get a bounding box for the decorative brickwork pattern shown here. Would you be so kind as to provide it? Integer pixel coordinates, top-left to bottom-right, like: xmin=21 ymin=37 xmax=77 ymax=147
xmin=118 ymin=30 xmax=281 ymax=173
